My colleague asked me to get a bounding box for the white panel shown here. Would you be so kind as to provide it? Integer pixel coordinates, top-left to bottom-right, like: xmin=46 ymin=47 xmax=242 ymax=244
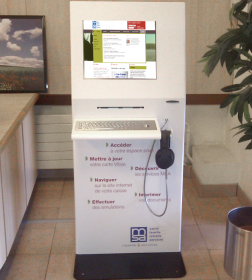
xmin=0 ymin=161 xmax=6 ymax=269
xmin=36 ymin=124 xmax=72 ymax=133
xmin=70 ymin=2 xmax=186 ymax=101
xmin=35 ymin=133 xmax=72 ymax=143
xmin=22 ymin=108 xmax=37 ymax=204
xmin=73 ymin=99 xmax=185 ymax=254
xmin=35 ymin=114 xmax=72 ymax=124
xmin=1 ymin=126 xmax=26 ymax=254
xmin=71 ymin=2 xmax=185 ymax=256
xmin=37 ymin=160 xmax=73 ymax=169
xmin=37 ymin=151 xmax=73 ymax=161
xmin=36 ymin=142 xmax=73 ymax=152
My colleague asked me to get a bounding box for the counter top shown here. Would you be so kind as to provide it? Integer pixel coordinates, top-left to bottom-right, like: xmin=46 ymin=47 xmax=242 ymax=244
xmin=0 ymin=93 xmax=39 ymax=154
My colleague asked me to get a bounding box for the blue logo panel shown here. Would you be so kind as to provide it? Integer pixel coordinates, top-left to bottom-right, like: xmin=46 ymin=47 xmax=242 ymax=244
xmin=131 ymin=227 xmax=147 ymax=242
xmin=92 ymin=21 xmax=97 ymax=29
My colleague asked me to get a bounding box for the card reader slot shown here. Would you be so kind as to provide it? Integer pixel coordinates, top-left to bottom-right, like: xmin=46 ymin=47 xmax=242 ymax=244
xmin=97 ymin=107 xmax=144 ymax=109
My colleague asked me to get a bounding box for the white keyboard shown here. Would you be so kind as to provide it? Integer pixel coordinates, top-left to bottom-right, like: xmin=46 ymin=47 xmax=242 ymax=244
xmin=75 ymin=120 xmax=157 ymax=131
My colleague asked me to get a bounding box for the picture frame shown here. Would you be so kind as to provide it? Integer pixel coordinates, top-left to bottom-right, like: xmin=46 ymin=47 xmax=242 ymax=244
xmin=0 ymin=15 xmax=48 ymax=93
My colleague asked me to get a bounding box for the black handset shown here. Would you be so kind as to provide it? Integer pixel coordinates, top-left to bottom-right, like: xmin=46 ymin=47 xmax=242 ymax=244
xmin=155 ymin=130 xmax=175 ymax=169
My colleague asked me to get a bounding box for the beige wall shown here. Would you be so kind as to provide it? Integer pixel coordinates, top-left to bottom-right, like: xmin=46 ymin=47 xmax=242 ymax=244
xmin=5 ymin=0 xmax=252 ymax=201
xmin=0 ymin=0 xmax=232 ymax=95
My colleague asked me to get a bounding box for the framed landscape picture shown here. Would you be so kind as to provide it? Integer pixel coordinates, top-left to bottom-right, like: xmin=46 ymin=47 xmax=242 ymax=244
xmin=0 ymin=16 xmax=48 ymax=93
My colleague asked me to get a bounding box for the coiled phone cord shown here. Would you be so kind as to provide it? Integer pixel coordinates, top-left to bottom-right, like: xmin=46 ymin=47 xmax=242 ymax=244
xmin=143 ymin=119 xmax=169 ymax=217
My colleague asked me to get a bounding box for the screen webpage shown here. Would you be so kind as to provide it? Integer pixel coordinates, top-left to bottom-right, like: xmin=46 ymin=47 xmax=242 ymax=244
xmin=83 ymin=20 xmax=156 ymax=79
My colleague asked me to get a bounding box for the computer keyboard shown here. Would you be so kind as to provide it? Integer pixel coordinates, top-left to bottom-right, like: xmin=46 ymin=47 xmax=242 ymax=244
xmin=75 ymin=120 xmax=157 ymax=131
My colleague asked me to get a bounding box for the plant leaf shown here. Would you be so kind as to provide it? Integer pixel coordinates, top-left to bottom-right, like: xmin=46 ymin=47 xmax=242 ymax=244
xmin=202 ymin=53 xmax=220 ymax=77
xmin=239 ymin=134 xmax=252 ymax=142
xmin=233 ymin=48 xmax=252 ymax=60
xmin=221 ymin=84 xmax=245 ymax=92
xmin=232 ymin=122 xmax=252 ymax=130
xmin=220 ymin=94 xmax=239 ymax=108
xmin=235 ymin=66 xmax=249 ymax=78
xmin=224 ymin=50 xmax=240 ymax=72
xmin=228 ymin=59 xmax=252 ymax=74
xmin=230 ymin=0 xmax=248 ymax=26
xmin=197 ymin=56 xmax=209 ymax=63
xmin=230 ymin=95 xmax=240 ymax=116
xmin=238 ymin=102 xmax=245 ymax=123
xmin=246 ymin=141 xmax=252 ymax=149
xmin=241 ymin=74 xmax=252 ymax=85
xmin=215 ymin=28 xmax=241 ymax=44
xmin=233 ymin=127 xmax=250 ymax=136
xmin=243 ymin=101 xmax=251 ymax=122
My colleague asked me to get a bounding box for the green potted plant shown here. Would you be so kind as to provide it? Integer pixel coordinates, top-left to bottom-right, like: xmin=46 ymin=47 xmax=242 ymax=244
xmin=199 ymin=0 xmax=252 ymax=149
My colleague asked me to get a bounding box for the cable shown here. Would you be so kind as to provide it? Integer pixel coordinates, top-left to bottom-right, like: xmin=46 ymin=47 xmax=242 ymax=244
xmin=143 ymin=119 xmax=169 ymax=217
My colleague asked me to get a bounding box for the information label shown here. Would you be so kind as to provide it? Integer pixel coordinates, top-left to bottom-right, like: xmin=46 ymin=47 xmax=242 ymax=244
xmin=73 ymin=138 xmax=183 ymax=255
xmin=83 ymin=20 xmax=156 ymax=79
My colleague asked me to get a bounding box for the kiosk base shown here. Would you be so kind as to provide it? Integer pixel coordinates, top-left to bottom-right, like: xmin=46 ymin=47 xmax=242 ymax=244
xmin=74 ymin=252 xmax=186 ymax=279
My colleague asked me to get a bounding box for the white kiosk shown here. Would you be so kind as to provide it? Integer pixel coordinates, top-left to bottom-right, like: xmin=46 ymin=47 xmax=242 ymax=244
xmin=70 ymin=2 xmax=186 ymax=279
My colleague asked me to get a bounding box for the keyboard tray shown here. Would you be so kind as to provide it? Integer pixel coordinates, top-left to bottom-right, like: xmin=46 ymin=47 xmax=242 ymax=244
xmin=72 ymin=118 xmax=161 ymax=140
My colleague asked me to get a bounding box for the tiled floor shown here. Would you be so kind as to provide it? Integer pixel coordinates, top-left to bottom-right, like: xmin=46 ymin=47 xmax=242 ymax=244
xmin=0 ymin=177 xmax=242 ymax=280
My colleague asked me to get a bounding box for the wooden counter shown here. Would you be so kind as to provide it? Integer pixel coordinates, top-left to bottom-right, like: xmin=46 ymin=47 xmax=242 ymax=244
xmin=0 ymin=93 xmax=38 ymax=270
xmin=0 ymin=93 xmax=38 ymax=154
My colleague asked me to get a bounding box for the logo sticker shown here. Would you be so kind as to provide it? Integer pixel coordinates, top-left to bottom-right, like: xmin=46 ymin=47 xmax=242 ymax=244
xmin=92 ymin=21 xmax=100 ymax=29
xmin=131 ymin=227 xmax=147 ymax=242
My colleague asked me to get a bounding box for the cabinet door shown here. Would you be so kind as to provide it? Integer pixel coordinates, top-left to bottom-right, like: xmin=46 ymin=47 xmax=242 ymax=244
xmin=22 ymin=108 xmax=37 ymax=204
xmin=1 ymin=126 xmax=26 ymax=255
xmin=0 ymin=165 xmax=6 ymax=269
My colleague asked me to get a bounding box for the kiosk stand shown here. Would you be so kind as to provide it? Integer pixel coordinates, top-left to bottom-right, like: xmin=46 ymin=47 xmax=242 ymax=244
xmin=70 ymin=2 xmax=186 ymax=279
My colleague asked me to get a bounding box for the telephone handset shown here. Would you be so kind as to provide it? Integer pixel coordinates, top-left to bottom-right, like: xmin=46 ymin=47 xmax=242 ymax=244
xmin=155 ymin=130 xmax=175 ymax=169
xmin=144 ymin=120 xmax=175 ymax=217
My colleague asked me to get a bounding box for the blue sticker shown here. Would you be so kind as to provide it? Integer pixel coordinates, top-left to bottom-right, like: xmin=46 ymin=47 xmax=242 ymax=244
xmin=131 ymin=227 xmax=147 ymax=242
xmin=92 ymin=21 xmax=97 ymax=29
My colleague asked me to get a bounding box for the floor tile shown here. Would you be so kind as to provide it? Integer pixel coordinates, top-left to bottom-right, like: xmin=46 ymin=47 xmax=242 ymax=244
xmin=183 ymin=177 xmax=196 ymax=194
xmin=209 ymin=250 xmax=233 ymax=279
xmin=181 ymin=249 xmax=218 ymax=279
xmin=0 ymin=254 xmax=49 ymax=280
xmin=190 ymin=203 xmax=233 ymax=225
xmin=58 ymin=207 xmax=75 ymax=219
xmin=25 ymin=206 xmax=60 ymax=220
xmin=19 ymin=222 xmax=56 ymax=230
xmin=199 ymin=224 xmax=227 ymax=250
xmin=60 ymin=188 xmax=74 ymax=208
xmin=35 ymin=179 xmax=64 ymax=191
xmin=64 ymin=180 xmax=74 ymax=190
xmin=0 ymin=177 xmax=243 ymax=279
xmin=46 ymin=253 xmax=75 ymax=280
xmin=31 ymin=190 xmax=63 ymax=208
xmin=10 ymin=223 xmax=55 ymax=255
xmin=182 ymin=196 xmax=197 ymax=226
xmin=185 ymin=185 xmax=231 ymax=208
xmin=51 ymin=222 xmax=75 ymax=254
xmin=228 ymin=197 xmax=243 ymax=208
xmin=181 ymin=225 xmax=207 ymax=250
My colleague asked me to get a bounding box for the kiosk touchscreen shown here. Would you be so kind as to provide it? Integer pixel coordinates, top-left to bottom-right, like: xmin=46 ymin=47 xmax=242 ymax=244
xmin=70 ymin=2 xmax=186 ymax=279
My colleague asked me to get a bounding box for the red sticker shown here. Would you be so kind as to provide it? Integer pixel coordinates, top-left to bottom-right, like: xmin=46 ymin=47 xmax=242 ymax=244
xmin=127 ymin=21 xmax=146 ymax=30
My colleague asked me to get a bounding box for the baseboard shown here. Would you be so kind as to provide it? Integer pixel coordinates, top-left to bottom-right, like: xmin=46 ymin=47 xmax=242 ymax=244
xmin=191 ymin=168 xmax=237 ymax=198
xmin=37 ymin=169 xmax=74 ymax=179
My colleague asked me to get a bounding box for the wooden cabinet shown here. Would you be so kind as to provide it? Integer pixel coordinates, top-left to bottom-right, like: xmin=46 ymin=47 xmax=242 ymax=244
xmin=0 ymin=107 xmax=37 ymax=267
xmin=1 ymin=125 xmax=26 ymax=255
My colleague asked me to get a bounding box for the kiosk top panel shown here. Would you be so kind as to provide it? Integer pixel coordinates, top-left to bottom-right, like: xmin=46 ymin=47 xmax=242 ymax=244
xmin=70 ymin=1 xmax=185 ymax=101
